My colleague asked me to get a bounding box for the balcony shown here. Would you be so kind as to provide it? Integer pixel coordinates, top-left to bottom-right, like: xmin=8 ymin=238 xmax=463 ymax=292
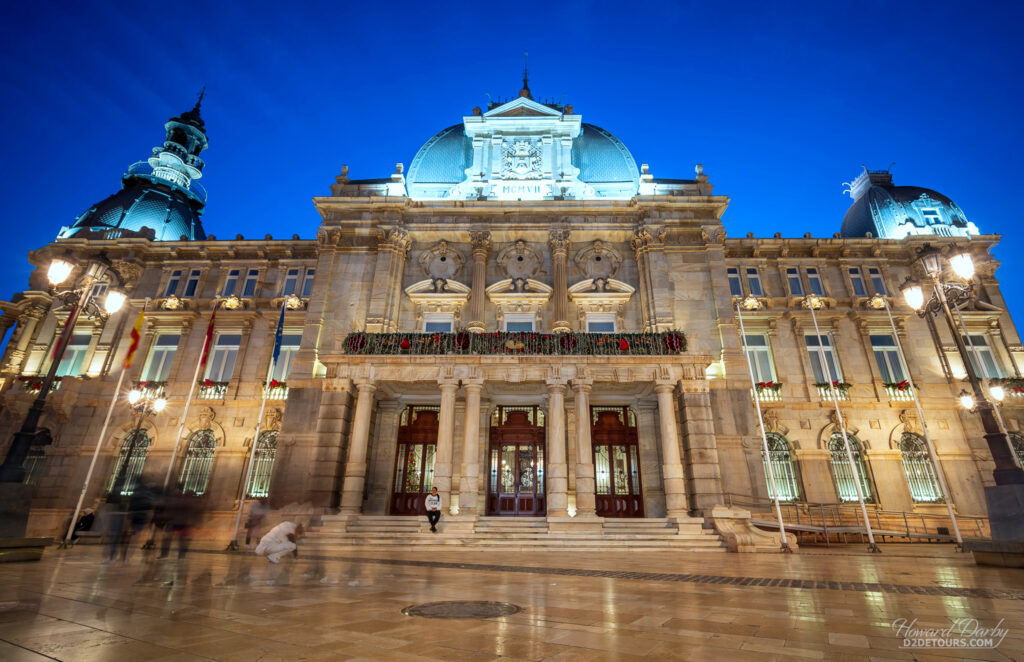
xmin=18 ymin=376 xmax=62 ymax=394
xmin=342 ymin=330 xmax=687 ymax=356
xmin=265 ymin=382 xmax=289 ymax=400
xmin=751 ymin=383 xmax=783 ymax=403
xmin=816 ymin=384 xmax=850 ymax=402
xmin=134 ymin=381 xmax=166 ymax=399
xmin=197 ymin=381 xmax=229 ymax=399
xmin=884 ymin=383 xmax=915 ymax=402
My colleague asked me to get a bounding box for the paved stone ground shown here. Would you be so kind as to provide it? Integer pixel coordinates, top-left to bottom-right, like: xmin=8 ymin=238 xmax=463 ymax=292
xmin=0 ymin=543 xmax=1021 ymax=661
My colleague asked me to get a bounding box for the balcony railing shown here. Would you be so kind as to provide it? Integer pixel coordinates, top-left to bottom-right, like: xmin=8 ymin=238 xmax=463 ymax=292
xmin=134 ymin=381 xmax=166 ymax=399
xmin=197 ymin=381 xmax=229 ymax=399
xmin=816 ymin=384 xmax=850 ymax=402
xmin=342 ymin=330 xmax=687 ymax=356
xmin=884 ymin=384 xmax=915 ymax=402
xmin=751 ymin=386 xmax=783 ymax=403
xmin=18 ymin=376 xmax=62 ymax=393
xmin=265 ymin=383 xmax=289 ymax=400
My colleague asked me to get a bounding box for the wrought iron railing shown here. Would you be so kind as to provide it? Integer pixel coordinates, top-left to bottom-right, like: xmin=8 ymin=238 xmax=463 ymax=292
xmin=342 ymin=330 xmax=686 ymax=356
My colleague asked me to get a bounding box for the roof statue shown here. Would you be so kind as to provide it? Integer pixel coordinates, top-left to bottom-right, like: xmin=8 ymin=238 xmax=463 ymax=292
xmin=57 ymin=93 xmax=210 ymax=241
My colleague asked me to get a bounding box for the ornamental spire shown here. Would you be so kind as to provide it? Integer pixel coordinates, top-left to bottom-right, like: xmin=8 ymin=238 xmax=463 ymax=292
xmin=519 ymin=51 xmax=532 ymax=99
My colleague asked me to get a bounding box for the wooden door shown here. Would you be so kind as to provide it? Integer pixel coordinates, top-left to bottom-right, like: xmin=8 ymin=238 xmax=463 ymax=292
xmin=487 ymin=406 xmax=545 ymax=516
xmin=591 ymin=407 xmax=644 ymax=517
xmin=389 ymin=407 xmax=439 ymax=515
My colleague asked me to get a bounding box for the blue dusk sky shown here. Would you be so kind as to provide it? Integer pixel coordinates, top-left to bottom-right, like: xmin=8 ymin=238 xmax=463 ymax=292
xmin=1 ymin=1 xmax=1022 ymax=326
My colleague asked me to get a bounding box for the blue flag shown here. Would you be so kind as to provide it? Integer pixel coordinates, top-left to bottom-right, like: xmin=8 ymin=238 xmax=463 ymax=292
xmin=271 ymin=302 xmax=286 ymax=365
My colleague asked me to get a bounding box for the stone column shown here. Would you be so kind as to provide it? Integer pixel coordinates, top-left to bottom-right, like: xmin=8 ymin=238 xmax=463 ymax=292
xmin=571 ymin=379 xmax=596 ymax=518
xmin=631 ymin=223 xmax=669 ymax=332
xmin=655 ymin=381 xmax=689 ymax=517
xmin=4 ymin=307 xmax=45 ymax=374
xmin=433 ymin=378 xmax=459 ymax=509
xmin=678 ymin=382 xmax=724 ymax=511
xmin=546 ymin=380 xmax=569 ymax=517
xmin=457 ymin=378 xmax=484 ymax=515
xmin=467 ymin=232 xmax=490 ymax=333
xmin=365 ymin=226 xmax=410 ymax=333
xmin=339 ymin=380 xmax=377 ymax=514
xmin=549 ymin=230 xmax=571 ymax=333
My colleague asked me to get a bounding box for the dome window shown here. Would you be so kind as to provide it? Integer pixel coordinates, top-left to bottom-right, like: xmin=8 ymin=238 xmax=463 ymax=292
xmin=921 ymin=208 xmax=942 ymax=226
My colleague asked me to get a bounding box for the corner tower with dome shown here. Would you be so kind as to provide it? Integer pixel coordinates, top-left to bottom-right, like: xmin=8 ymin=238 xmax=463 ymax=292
xmin=1 ymin=81 xmax=1021 ymax=556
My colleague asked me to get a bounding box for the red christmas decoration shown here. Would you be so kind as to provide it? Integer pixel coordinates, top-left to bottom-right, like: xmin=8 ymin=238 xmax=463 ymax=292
xmin=619 ymin=338 xmax=630 ymax=351
xmin=400 ymin=338 xmax=411 ymax=350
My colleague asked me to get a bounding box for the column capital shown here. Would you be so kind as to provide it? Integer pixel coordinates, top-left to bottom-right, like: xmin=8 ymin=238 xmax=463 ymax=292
xmin=548 ymin=229 xmax=571 ymax=256
xmin=654 ymin=380 xmax=678 ymax=395
xmin=354 ymin=379 xmax=377 ymax=394
xmin=545 ymin=379 xmax=567 ymax=392
xmin=469 ymin=230 xmax=492 ymax=257
xmin=438 ymin=378 xmax=460 ymax=391
xmin=570 ymin=378 xmax=593 ymax=392
xmin=462 ymin=377 xmax=485 ymax=391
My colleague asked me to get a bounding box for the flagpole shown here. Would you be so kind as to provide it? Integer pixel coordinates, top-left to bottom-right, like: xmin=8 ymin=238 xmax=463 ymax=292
xmin=735 ymin=298 xmax=790 ymax=551
xmin=227 ymin=300 xmax=286 ymax=551
xmin=60 ymin=299 xmax=148 ymax=549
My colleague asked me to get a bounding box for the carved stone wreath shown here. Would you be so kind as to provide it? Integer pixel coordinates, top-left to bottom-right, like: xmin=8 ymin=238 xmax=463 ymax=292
xmin=418 ymin=240 xmax=464 ymax=281
xmin=496 ymin=240 xmax=542 ymax=280
xmin=574 ymin=240 xmax=622 ymax=281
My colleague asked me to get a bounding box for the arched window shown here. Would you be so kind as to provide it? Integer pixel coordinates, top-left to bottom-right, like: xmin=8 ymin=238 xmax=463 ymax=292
xmin=246 ymin=430 xmax=278 ymax=498
xmin=107 ymin=430 xmax=151 ymax=496
xmin=899 ymin=433 xmax=943 ymax=503
xmin=827 ymin=433 xmax=875 ymax=502
xmin=761 ymin=433 xmax=801 ymax=501
xmin=178 ymin=429 xmax=216 ymax=496
xmin=1010 ymin=433 xmax=1024 ymax=469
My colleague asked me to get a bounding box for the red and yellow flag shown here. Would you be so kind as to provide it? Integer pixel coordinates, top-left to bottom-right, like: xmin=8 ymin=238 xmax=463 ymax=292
xmin=200 ymin=308 xmax=217 ymax=368
xmin=122 ymin=305 xmax=146 ymax=370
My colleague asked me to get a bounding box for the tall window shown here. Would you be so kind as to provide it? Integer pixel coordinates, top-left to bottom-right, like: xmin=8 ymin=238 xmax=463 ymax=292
xmin=727 ymin=268 xmax=742 ymax=296
xmin=743 ymin=334 xmax=776 ymax=382
xmin=270 ymin=334 xmax=302 ymax=381
xmin=746 ymin=268 xmax=764 ymax=296
xmin=183 ymin=269 xmax=201 ymax=297
xmin=805 ymin=334 xmax=842 ymax=383
xmin=164 ymin=270 xmax=182 ymax=297
xmin=806 ymin=267 xmax=825 ymax=296
xmin=281 ymin=268 xmax=300 ymax=296
xmin=301 ymin=268 xmax=316 ymax=298
xmin=586 ymin=313 xmax=616 ymax=333
xmin=504 ymin=314 xmax=534 ymax=332
xmin=762 ymin=433 xmax=801 ymax=501
xmin=56 ymin=333 xmax=91 ymax=377
xmin=107 ymin=430 xmax=151 ymax=496
xmin=828 ymin=434 xmax=874 ymax=502
xmin=142 ymin=334 xmax=180 ymax=382
xmin=206 ymin=334 xmax=241 ymax=382
xmin=422 ymin=314 xmax=454 ymax=333
xmin=848 ymin=267 xmax=867 ymax=296
xmin=1009 ymin=433 xmax=1024 ymax=468
xmin=962 ymin=334 xmax=1002 ymax=378
xmin=246 ymin=430 xmax=277 ymax=498
xmin=870 ymin=334 xmax=907 ymax=382
xmin=899 ymin=433 xmax=943 ymax=503
xmin=242 ymin=269 xmax=259 ymax=297
xmin=178 ymin=429 xmax=216 ymax=496
xmin=868 ymin=267 xmax=887 ymax=295
xmin=786 ymin=267 xmax=803 ymax=296
xmin=221 ymin=269 xmax=241 ymax=297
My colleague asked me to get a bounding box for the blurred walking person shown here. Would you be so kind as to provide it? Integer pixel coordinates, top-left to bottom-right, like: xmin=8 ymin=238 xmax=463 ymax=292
xmin=255 ymin=520 xmax=304 ymax=564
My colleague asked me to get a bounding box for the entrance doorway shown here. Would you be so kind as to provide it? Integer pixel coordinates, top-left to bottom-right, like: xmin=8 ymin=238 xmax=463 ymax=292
xmin=592 ymin=407 xmax=644 ymax=517
xmin=487 ymin=406 xmax=545 ymax=516
xmin=389 ymin=406 xmax=439 ymax=515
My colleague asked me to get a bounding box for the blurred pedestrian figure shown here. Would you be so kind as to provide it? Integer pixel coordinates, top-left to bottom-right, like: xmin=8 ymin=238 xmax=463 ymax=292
xmin=160 ymin=490 xmax=202 ymax=559
xmin=255 ymin=521 xmax=304 ymax=564
xmin=245 ymin=498 xmax=269 ymax=547
xmin=71 ymin=508 xmax=94 ymax=542
xmin=425 ymin=486 xmax=442 ymax=533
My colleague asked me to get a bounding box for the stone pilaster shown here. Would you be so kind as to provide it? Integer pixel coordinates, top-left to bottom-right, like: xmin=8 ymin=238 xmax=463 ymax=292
xmin=365 ymin=226 xmax=410 ymax=333
xmin=313 ymin=380 xmax=353 ymax=508
xmin=655 ymin=381 xmax=689 ymax=517
xmin=571 ymin=378 xmax=596 ymax=518
xmin=3 ymin=307 xmax=45 ymax=374
xmin=434 ymin=378 xmax=459 ymax=511
xmin=546 ymin=380 xmax=569 ymax=517
xmin=549 ymin=229 xmax=571 ymax=332
xmin=678 ymin=381 xmax=724 ymax=512
xmin=630 ymin=223 xmax=670 ymax=332
xmin=339 ymin=379 xmax=377 ymax=514
xmin=467 ymin=232 xmax=490 ymax=333
xmin=457 ymin=378 xmax=484 ymax=515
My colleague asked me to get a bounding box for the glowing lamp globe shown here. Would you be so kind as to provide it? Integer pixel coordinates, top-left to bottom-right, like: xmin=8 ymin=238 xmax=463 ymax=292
xmin=949 ymin=252 xmax=975 ymax=280
xmin=103 ymin=290 xmax=127 ymax=314
xmin=48 ymin=259 xmax=74 ymax=286
xmin=901 ymin=280 xmax=924 ymax=311
xmin=128 ymin=389 xmax=142 ymax=405
xmin=958 ymin=391 xmax=975 ymax=410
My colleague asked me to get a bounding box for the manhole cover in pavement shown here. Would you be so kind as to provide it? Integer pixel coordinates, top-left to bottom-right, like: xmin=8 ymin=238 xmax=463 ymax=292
xmin=402 ymin=600 xmax=522 ymax=619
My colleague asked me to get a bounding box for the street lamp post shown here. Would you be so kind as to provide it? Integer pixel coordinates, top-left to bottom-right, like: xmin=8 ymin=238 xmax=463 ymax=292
xmin=107 ymin=388 xmax=166 ymax=499
xmin=901 ymin=243 xmax=1024 ymax=546
xmin=0 ymin=256 xmax=126 ymax=539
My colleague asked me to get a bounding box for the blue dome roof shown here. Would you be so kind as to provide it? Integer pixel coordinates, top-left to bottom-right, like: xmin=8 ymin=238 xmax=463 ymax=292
xmin=840 ymin=172 xmax=974 ymax=239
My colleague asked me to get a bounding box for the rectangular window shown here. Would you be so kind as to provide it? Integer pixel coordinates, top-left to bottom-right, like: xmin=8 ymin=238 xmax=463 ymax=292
xmin=423 ymin=313 xmax=454 ymax=333
xmin=727 ymin=268 xmax=742 ymax=296
xmin=241 ymin=269 xmax=259 ymax=297
xmin=301 ymin=268 xmax=315 ymax=298
xmin=142 ymin=333 xmax=180 ymax=382
xmin=806 ymin=267 xmax=825 ymax=296
xmin=183 ymin=270 xmax=201 ymax=297
xmin=868 ymin=267 xmax=887 ymax=295
xmin=164 ymin=270 xmax=182 ymax=297
xmin=805 ymin=334 xmax=842 ymax=383
xmin=743 ymin=334 xmax=776 ymax=382
xmin=848 ymin=267 xmax=867 ymax=296
xmin=504 ymin=314 xmax=534 ymax=332
xmin=221 ymin=269 xmax=240 ymax=297
xmin=921 ymin=209 xmax=941 ymax=225
xmin=90 ymin=282 xmax=108 ymax=299
xmin=963 ymin=334 xmax=1002 ymax=379
xmin=281 ymin=268 xmax=300 ymax=296
xmin=746 ymin=268 xmax=764 ymax=297
xmin=56 ymin=333 xmax=91 ymax=377
xmin=270 ymin=334 xmax=302 ymax=382
xmin=786 ymin=268 xmax=803 ymax=296
xmin=870 ymin=334 xmax=907 ymax=383
xmin=586 ymin=313 xmax=616 ymax=334
xmin=205 ymin=334 xmax=241 ymax=382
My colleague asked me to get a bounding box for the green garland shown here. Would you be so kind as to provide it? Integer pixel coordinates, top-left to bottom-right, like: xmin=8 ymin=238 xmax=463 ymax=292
xmin=343 ymin=330 xmax=687 ymax=356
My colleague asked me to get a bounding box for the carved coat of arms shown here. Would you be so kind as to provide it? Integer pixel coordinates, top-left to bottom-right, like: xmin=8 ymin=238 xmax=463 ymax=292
xmin=501 ymin=140 xmax=542 ymax=180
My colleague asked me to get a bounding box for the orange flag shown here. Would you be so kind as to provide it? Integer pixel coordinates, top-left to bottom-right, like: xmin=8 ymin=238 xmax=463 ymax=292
xmin=122 ymin=305 xmax=146 ymax=370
